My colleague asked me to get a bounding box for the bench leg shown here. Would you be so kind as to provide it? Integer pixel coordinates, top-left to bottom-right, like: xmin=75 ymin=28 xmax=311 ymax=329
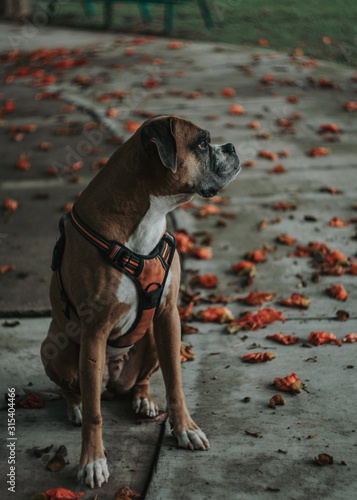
xmin=198 ymin=0 xmax=214 ymax=29
xmin=140 ymin=2 xmax=152 ymax=23
xmin=104 ymin=1 xmax=113 ymax=27
xmin=47 ymin=0 xmax=58 ymax=21
xmin=84 ymin=0 xmax=96 ymax=18
xmin=165 ymin=4 xmax=174 ymax=33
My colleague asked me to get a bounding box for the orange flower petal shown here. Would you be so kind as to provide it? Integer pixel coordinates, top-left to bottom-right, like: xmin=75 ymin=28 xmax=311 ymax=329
xmin=260 ymin=73 xmax=275 ymax=85
xmin=199 ymin=306 xmax=234 ymax=323
xmin=248 ymin=120 xmax=261 ymax=129
xmin=307 ymin=147 xmax=331 ymax=157
xmin=230 ymin=104 xmax=245 ymax=115
xmin=236 ymin=291 xmax=275 ymax=306
xmin=125 ymin=120 xmax=140 ymax=132
xmin=277 ymin=234 xmax=296 ymax=246
xmin=286 ymin=95 xmax=298 ymax=103
xmin=309 ymin=331 xmax=342 ymax=346
xmin=319 ymin=123 xmax=340 ymax=133
xmin=174 ymin=231 xmax=194 ymax=253
xmin=345 ymin=263 xmax=357 ymax=275
xmin=243 ymin=160 xmax=256 ymax=167
xmin=342 ymin=101 xmax=357 ymax=112
xmin=3 ymin=198 xmax=18 ymax=214
xmin=242 ymin=351 xmax=276 ymax=363
xmin=15 ymin=154 xmax=30 ymax=171
xmin=45 ymin=488 xmax=84 ymax=499
xmin=198 ymin=274 xmax=219 ymax=288
xmin=231 ymin=260 xmax=256 ymax=277
xmin=227 ymin=308 xmax=285 ymax=333
xmin=189 ymin=246 xmax=213 ymax=260
xmin=0 ymin=265 xmax=16 ymax=274
xmin=273 ymin=201 xmax=298 ymax=211
xmin=268 ymin=164 xmax=286 ymax=174
xmin=266 ymin=333 xmax=300 ymax=345
xmin=329 ymin=217 xmax=349 ymax=227
xmin=258 ymin=149 xmax=278 ymax=161
xmin=274 ymin=371 xmax=302 ymax=393
xmin=198 ymin=204 xmax=221 ymax=217
xmin=258 ymin=38 xmax=269 ymax=47
xmin=168 ymin=40 xmax=183 ymax=49
xmin=115 ymin=485 xmax=141 ymax=498
xmin=343 ymin=333 xmax=357 ymax=343
xmin=326 ymin=284 xmax=348 ymax=301
xmin=246 ymin=249 xmax=268 ymax=263
xmin=280 ymin=293 xmax=311 ymax=309
xmin=221 ymin=87 xmax=236 ymax=97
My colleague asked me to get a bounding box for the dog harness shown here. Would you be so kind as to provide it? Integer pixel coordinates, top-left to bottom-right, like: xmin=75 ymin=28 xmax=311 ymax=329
xmin=51 ymin=205 xmax=176 ymax=348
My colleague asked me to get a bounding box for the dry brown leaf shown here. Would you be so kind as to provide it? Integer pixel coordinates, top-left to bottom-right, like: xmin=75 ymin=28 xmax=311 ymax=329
xmin=46 ymin=445 xmax=67 ymax=472
xmin=245 ymin=430 xmax=262 ymax=438
xmin=269 ymin=395 xmax=286 ymax=409
xmin=32 ymin=444 xmax=53 ymax=458
xmin=47 ymin=454 xmax=66 ymax=472
xmin=314 ymin=453 xmax=333 ymax=465
xmin=336 ymin=310 xmax=349 ymax=321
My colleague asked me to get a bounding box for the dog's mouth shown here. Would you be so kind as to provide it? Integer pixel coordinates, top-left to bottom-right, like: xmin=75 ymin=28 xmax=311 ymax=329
xmin=197 ymin=185 xmax=222 ymax=198
xmin=195 ymin=161 xmax=241 ymax=198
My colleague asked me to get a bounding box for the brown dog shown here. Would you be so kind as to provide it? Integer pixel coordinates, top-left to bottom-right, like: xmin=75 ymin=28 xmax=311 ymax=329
xmin=41 ymin=115 xmax=240 ymax=488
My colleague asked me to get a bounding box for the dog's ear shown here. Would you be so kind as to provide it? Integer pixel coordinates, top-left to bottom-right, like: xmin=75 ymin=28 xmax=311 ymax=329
xmin=141 ymin=116 xmax=177 ymax=173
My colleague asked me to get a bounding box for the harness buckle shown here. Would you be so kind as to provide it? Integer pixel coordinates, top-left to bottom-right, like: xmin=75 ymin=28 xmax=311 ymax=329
xmin=113 ymin=247 xmax=141 ymax=275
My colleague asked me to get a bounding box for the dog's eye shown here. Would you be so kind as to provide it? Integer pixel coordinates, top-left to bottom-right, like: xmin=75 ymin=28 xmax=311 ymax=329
xmin=198 ymin=140 xmax=208 ymax=150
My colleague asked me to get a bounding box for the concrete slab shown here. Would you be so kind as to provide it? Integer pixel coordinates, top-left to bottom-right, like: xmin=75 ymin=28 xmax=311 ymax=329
xmin=0 ymin=21 xmax=357 ymax=500
xmin=147 ymin=166 xmax=357 ymax=500
xmin=146 ymin=320 xmax=357 ymax=500
xmin=0 ymin=318 xmax=166 ymax=499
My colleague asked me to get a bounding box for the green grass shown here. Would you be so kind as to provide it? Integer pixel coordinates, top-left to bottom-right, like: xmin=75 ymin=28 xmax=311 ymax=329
xmin=32 ymin=0 xmax=357 ymax=65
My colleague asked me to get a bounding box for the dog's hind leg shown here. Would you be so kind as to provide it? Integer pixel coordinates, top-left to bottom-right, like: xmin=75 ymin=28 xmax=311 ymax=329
xmin=41 ymin=319 xmax=82 ymax=425
xmin=127 ymin=328 xmax=160 ymax=418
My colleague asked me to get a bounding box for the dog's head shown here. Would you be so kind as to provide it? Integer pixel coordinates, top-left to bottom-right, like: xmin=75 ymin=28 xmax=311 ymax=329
xmin=140 ymin=115 xmax=240 ymax=198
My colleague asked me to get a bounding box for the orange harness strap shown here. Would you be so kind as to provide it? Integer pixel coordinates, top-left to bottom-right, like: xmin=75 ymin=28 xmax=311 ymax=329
xmin=51 ymin=206 xmax=176 ymax=348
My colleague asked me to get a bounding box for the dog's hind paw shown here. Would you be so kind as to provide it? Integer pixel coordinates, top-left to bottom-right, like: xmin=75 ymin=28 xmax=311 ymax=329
xmin=77 ymin=457 xmax=109 ymax=488
xmin=72 ymin=403 xmax=83 ymax=426
xmin=176 ymin=429 xmax=210 ymax=451
xmin=66 ymin=403 xmax=83 ymax=426
xmin=133 ymin=396 xmax=158 ymax=418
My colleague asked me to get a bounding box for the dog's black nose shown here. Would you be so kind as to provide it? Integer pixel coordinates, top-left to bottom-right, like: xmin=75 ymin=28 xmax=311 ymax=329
xmin=222 ymin=143 xmax=236 ymax=154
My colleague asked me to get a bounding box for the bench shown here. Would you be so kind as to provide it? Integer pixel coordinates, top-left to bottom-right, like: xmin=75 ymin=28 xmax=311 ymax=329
xmin=50 ymin=0 xmax=214 ymax=33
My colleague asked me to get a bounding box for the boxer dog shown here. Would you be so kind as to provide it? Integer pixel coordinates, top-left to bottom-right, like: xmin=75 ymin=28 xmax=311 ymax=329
xmin=41 ymin=115 xmax=240 ymax=488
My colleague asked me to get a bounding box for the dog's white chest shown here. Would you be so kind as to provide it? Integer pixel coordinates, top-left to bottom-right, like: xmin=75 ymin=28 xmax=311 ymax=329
xmin=112 ymin=194 xmax=187 ymax=335
xmin=114 ymin=269 xmax=172 ymax=334
xmin=114 ymin=274 xmax=139 ymax=333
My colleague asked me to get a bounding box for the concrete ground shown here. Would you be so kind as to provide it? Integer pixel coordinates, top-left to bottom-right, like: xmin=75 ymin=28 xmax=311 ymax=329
xmin=0 ymin=20 xmax=357 ymax=500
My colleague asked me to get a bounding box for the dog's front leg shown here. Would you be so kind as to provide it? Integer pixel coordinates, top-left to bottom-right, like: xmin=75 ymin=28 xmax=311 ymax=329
xmin=154 ymin=300 xmax=210 ymax=451
xmin=77 ymin=330 xmax=109 ymax=488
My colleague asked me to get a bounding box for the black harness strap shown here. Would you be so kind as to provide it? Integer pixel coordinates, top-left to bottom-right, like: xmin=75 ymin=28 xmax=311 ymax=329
xmin=51 ymin=212 xmax=79 ymax=320
xmin=69 ymin=206 xmax=146 ymax=278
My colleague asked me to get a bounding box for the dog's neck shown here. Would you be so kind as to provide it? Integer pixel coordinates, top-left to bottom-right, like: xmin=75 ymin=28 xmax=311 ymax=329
xmin=76 ymin=167 xmax=192 ymax=255
xmin=126 ymin=194 xmax=192 ymax=254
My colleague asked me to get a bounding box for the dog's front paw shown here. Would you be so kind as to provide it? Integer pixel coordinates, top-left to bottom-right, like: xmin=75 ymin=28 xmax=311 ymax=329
xmin=77 ymin=457 xmax=109 ymax=488
xmin=133 ymin=396 xmax=158 ymax=418
xmin=174 ymin=426 xmax=210 ymax=451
